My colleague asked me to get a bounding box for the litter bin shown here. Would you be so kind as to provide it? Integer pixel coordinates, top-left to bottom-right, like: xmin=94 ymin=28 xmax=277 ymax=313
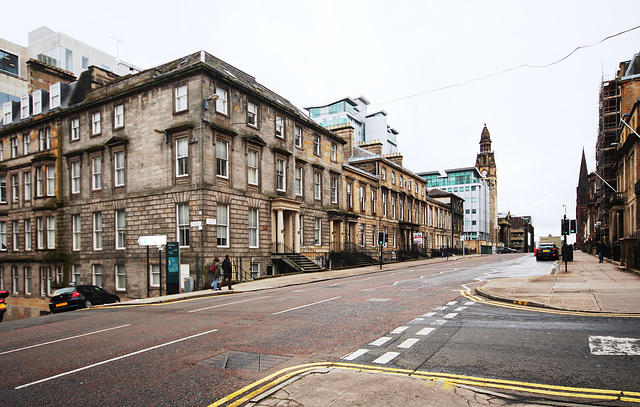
xmin=562 ymin=245 xmax=574 ymax=262
xmin=183 ymin=277 xmax=194 ymax=293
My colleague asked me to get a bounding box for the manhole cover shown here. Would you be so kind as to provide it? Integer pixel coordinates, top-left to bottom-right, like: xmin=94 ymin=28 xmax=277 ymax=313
xmin=198 ymin=351 xmax=290 ymax=372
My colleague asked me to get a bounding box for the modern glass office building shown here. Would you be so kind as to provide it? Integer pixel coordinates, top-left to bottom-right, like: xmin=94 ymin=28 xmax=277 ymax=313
xmin=305 ymin=96 xmax=399 ymax=155
xmin=418 ymin=167 xmax=491 ymax=241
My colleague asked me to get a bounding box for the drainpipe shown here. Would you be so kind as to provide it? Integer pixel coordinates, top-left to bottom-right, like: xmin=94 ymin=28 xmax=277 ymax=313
xmin=198 ymin=94 xmax=219 ymax=290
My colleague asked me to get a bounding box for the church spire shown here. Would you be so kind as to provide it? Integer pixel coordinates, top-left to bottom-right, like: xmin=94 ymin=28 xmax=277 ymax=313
xmin=579 ymin=148 xmax=589 ymax=183
xmin=480 ymin=123 xmax=492 ymax=153
xmin=576 ymin=148 xmax=590 ymax=249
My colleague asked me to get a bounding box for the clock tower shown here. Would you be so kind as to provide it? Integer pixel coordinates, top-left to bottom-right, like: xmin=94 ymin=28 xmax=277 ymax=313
xmin=475 ymin=124 xmax=498 ymax=243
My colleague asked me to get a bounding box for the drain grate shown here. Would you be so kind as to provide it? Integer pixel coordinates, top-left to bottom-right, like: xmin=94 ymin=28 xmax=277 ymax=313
xmin=198 ymin=351 xmax=290 ymax=372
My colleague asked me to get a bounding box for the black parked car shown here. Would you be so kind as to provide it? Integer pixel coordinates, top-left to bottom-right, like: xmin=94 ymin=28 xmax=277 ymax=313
xmin=49 ymin=285 xmax=120 ymax=314
xmin=534 ymin=243 xmax=560 ymax=261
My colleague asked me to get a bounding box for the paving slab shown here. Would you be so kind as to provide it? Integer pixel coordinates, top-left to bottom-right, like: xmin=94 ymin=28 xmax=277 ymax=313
xmin=247 ymin=368 xmax=553 ymax=407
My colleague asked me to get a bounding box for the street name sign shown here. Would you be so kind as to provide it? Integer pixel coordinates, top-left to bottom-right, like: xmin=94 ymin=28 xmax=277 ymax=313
xmin=137 ymin=235 xmax=167 ymax=246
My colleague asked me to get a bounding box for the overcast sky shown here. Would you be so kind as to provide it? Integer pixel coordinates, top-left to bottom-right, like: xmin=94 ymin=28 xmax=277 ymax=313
xmin=4 ymin=0 xmax=640 ymax=241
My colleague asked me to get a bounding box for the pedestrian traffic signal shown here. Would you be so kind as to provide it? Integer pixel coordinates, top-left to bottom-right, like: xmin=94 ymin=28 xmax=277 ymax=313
xmin=570 ymin=219 xmax=577 ymax=234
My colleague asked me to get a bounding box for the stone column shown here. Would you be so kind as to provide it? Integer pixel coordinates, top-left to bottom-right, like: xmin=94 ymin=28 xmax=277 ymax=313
xmin=294 ymin=212 xmax=300 ymax=253
xmin=277 ymin=210 xmax=284 ymax=253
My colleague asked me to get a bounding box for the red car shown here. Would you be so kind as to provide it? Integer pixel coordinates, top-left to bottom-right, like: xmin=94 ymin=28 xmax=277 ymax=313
xmin=0 ymin=290 xmax=8 ymax=322
xmin=534 ymin=243 xmax=559 ymax=261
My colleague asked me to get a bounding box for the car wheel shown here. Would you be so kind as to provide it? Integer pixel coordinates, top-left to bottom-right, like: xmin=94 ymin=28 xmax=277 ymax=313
xmin=84 ymin=300 xmax=92 ymax=308
xmin=536 ymin=257 xmax=540 ymax=261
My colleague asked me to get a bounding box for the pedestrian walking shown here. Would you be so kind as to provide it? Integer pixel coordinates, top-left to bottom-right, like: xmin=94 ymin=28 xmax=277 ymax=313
xmin=597 ymin=240 xmax=604 ymax=263
xmin=221 ymin=254 xmax=233 ymax=290
xmin=209 ymin=257 xmax=222 ymax=291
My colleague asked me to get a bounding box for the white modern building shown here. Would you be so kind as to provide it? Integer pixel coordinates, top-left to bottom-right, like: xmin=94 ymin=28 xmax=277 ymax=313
xmin=305 ymin=96 xmax=399 ymax=155
xmin=418 ymin=167 xmax=491 ymax=242
xmin=27 ymin=26 xmax=120 ymax=77
xmin=1 ymin=27 xmax=138 ymax=121
xmin=0 ymin=37 xmax=28 ymax=108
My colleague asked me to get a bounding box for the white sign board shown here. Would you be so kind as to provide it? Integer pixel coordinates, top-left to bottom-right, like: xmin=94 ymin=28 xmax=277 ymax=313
xmin=137 ymin=235 xmax=167 ymax=246
xmin=206 ymin=218 xmax=217 ymax=225
xmin=413 ymin=232 xmax=423 ymax=245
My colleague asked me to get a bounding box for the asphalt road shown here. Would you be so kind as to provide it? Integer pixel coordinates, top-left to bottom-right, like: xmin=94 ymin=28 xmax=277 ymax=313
xmin=0 ymin=254 xmax=637 ymax=406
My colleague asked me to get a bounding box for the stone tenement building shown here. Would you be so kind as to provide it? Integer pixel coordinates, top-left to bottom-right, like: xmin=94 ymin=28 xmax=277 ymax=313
xmin=0 ymin=51 xmax=350 ymax=318
xmin=328 ymin=128 xmax=459 ymax=261
xmin=0 ymin=51 xmax=456 ymax=320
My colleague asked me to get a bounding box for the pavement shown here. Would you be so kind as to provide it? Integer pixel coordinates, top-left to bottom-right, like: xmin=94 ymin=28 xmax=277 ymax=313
xmin=117 ymin=250 xmax=640 ymax=406
xmin=477 ymin=250 xmax=640 ymax=315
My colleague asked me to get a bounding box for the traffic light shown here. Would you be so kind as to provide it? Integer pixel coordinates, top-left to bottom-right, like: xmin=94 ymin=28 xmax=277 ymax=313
xmin=561 ymin=219 xmax=570 ymax=236
xmin=378 ymin=231 xmax=386 ymax=245
xmin=570 ymin=219 xmax=577 ymax=234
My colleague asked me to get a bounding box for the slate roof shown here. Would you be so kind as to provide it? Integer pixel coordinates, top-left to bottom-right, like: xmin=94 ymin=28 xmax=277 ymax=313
xmin=2 ymin=50 xmax=346 ymax=145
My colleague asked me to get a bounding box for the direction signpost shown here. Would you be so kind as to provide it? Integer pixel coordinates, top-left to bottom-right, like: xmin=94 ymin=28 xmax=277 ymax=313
xmin=138 ymin=235 xmax=167 ymax=297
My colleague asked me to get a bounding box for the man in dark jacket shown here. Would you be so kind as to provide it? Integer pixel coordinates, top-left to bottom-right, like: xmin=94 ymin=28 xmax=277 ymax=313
xmin=221 ymin=254 xmax=233 ymax=290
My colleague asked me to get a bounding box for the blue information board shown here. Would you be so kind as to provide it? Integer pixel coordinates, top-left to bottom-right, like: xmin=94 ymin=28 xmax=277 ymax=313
xmin=166 ymin=242 xmax=179 ymax=294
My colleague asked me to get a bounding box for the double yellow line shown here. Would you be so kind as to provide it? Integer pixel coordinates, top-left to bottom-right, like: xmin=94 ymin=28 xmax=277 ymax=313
xmin=209 ymin=362 xmax=330 ymax=407
xmin=210 ymin=362 xmax=640 ymax=406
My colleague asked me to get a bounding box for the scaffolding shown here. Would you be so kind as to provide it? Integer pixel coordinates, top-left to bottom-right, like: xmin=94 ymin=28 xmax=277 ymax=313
xmin=595 ymin=77 xmax=621 ymax=241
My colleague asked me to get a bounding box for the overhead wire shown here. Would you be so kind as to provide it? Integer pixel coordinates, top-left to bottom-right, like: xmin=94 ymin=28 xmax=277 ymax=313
xmin=374 ymin=24 xmax=640 ymax=106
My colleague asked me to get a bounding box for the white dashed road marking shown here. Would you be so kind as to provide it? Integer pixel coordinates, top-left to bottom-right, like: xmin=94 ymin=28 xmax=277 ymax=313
xmin=416 ymin=327 xmax=436 ymax=336
xmin=373 ymin=352 xmax=401 ymax=364
xmin=340 ymin=300 xmax=472 ymax=364
xmin=272 ymin=296 xmax=341 ymax=315
xmin=390 ymin=326 xmax=409 ymax=334
xmin=342 ymin=349 xmax=369 ymax=361
xmin=190 ymin=296 xmax=271 ymax=312
xmin=0 ymin=324 xmax=131 ymax=356
xmin=397 ymin=338 xmax=420 ymax=349
xmin=370 ymin=337 xmax=393 ymax=346
xmin=15 ymin=329 xmax=218 ymax=389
